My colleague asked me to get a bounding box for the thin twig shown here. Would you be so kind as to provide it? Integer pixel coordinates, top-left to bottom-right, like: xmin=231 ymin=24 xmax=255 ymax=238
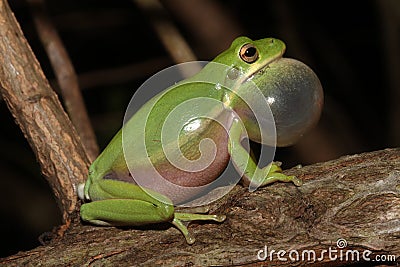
xmin=133 ymin=0 xmax=197 ymax=70
xmin=162 ymin=0 xmax=242 ymax=55
xmin=78 ymin=57 xmax=171 ymax=89
xmin=28 ymin=0 xmax=99 ymax=161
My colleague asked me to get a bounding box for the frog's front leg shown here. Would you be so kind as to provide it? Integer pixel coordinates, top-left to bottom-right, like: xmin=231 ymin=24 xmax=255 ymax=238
xmin=79 ymin=179 xmax=225 ymax=244
xmin=228 ymin=118 xmax=302 ymax=191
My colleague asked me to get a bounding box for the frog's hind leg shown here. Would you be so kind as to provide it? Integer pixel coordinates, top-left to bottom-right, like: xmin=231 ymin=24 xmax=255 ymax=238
xmin=80 ymin=198 xmax=175 ymax=226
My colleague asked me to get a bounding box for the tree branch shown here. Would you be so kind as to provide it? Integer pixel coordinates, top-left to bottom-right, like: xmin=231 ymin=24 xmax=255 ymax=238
xmin=28 ymin=0 xmax=99 ymax=161
xmin=2 ymin=148 xmax=399 ymax=266
xmin=0 ymin=0 xmax=88 ymax=224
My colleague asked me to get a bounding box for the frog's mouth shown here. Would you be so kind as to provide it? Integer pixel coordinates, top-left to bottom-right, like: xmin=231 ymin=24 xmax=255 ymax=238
xmin=226 ymin=53 xmax=285 ymax=103
xmin=249 ymin=54 xmax=285 ymax=81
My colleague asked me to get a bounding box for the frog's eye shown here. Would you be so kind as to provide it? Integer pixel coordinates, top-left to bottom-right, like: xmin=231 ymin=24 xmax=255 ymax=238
xmin=239 ymin=43 xmax=259 ymax=63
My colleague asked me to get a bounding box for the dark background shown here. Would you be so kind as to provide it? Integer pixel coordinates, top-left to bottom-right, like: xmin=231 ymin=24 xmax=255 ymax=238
xmin=1 ymin=0 xmax=399 ymax=257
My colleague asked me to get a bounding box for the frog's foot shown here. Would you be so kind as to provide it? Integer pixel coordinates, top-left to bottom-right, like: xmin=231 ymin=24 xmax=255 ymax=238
xmin=175 ymin=206 xmax=210 ymax=214
xmin=172 ymin=212 xmax=226 ymax=244
xmin=248 ymin=162 xmax=302 ymax=191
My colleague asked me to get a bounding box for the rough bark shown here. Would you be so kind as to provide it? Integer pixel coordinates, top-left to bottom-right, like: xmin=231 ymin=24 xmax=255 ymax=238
xmin=0 ymin=0 xmax=89 ymax=223
xmin=28 ymin=0 xmax=99 ymax=161
xmin=2 ymin=148 xmax=399 ymax=266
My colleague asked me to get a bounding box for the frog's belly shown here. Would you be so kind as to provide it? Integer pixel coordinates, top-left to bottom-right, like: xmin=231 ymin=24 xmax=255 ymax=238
xmin=140 ymin=120 xmax=230 ymax=204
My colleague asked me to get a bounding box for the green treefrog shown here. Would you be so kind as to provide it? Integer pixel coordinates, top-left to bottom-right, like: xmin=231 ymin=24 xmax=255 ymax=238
xmin=78 ymin=36 xmax=323 ymax=244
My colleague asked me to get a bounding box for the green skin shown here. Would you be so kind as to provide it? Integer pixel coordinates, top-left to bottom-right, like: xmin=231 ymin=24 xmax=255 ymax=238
xmin=78 ymin=37 xmax=302 ymax=244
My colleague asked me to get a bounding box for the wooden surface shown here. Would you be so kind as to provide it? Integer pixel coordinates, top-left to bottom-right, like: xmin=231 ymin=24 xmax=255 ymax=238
xmin=2 ymin=148 xmax=400 ymax=266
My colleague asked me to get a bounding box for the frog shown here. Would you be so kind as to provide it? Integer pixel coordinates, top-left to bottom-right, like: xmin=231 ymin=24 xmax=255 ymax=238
xmin=77 ymin=36 xmax=323 ymax=244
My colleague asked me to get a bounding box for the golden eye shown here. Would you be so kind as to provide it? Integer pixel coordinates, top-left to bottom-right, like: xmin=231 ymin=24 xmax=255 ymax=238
xmin=239 ymin=43 xmax=258 ymax=63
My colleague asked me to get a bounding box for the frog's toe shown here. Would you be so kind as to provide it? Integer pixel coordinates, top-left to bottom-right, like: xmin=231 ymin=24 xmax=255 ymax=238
xmin=290 ymin=175 xmax=303 ymax=186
